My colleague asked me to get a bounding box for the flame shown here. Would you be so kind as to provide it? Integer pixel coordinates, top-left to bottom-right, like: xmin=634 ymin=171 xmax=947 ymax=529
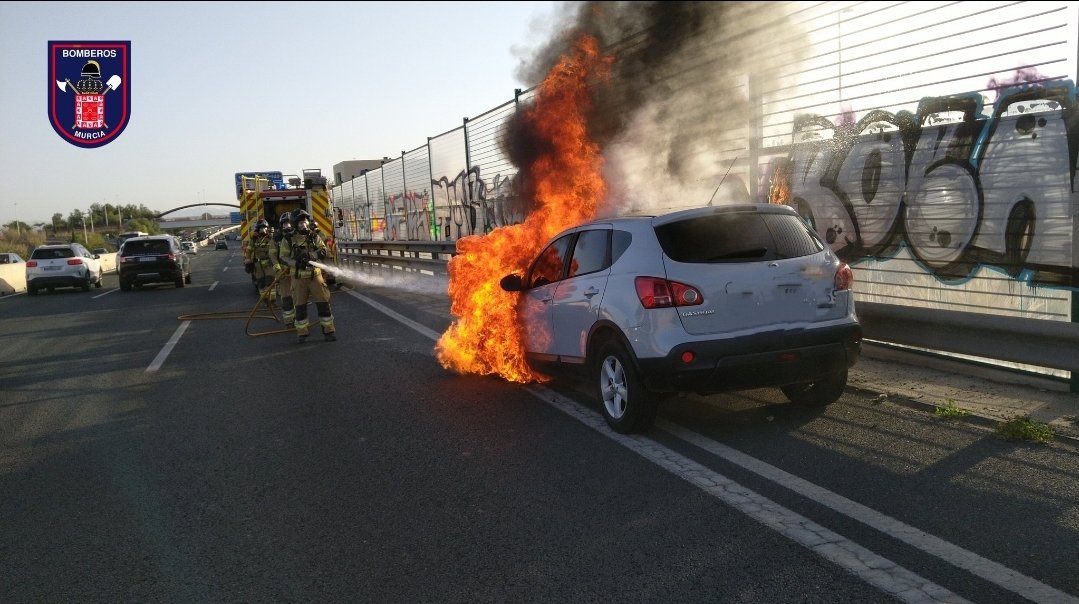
xmin=768 ymin=158 xmax=792 ymax=205
xmin=436 ymin=36 xmax=612 ymax=382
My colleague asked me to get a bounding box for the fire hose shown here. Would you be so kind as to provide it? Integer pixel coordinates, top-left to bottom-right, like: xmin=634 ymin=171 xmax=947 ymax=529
xmin=176 ymin=265 xmax=352 ymax=337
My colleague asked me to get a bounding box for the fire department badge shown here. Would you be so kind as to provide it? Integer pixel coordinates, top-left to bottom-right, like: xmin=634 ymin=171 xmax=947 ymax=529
xmin=48 ymin=41 xmax=131 ymax=148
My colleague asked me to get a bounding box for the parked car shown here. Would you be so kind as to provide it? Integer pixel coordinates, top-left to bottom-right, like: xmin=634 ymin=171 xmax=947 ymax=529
xmin=25 ymin=243 xmax=103 ymax=295
xmin=181 ymin=241 xmax=198 ymax=255
xmin=214 ymin=239 xmax=228 ymax=250
xmin=0 ymin=252 xmax=25 ymax=264
xmin=118 ymin=235 xmax=192 ymax=291
xmin=499 ymin=203 xmax=862 ymax=434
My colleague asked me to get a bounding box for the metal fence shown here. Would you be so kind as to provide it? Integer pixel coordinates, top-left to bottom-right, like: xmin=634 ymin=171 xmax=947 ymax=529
xmin=329 ymin=2 xmax=1079 ymax=389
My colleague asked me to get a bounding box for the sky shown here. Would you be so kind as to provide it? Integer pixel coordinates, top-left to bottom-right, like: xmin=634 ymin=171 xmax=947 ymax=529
xmin=0 ymin=1 xmax=566 ymax=227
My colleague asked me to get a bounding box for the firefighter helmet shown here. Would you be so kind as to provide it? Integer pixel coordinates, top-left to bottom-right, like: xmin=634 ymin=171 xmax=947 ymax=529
xmin=254 ymin=219 xmax=270 ymax=236
xmin=81 ymin=60 xmax=101 ymax=78
xmin=278 ymin=212 xmax=294 ymax=236
xmin=292 ymin=209 xmax=313 ymax=234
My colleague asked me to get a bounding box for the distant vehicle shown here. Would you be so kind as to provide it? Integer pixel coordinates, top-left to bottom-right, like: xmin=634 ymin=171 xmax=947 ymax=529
xmin=25 ymin=243 xmax=103 ymax=295
xmin=498 ymin=203 xmax=861 ymax=434
xmin=0 ymin=252 xmax=25 ymax=264
xmin=180 ymin=241 xmax=198 ymax=255
xmin=118 ymin=235 xmax=192 ymax=291
xmin=214 ymin=240 xmax=229 ymax=250
xmin=117 ymin=231 xmax=150 ymax=249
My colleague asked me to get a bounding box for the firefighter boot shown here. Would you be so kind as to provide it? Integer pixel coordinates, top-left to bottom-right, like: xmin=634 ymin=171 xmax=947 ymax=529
xmin=294 ymin=306 xmax=310 ymax=342
xmin=317 ymin=302 xmax=336 ymax=341
xmin=282 ymin=297 xmax=295 ymax=329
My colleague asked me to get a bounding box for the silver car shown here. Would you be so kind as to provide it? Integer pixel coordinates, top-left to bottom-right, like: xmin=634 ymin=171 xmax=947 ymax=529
xmin=500 ymin=203 xmax=862 ymax=434
xmin=25 ymin=243 xmax=104 ymax=295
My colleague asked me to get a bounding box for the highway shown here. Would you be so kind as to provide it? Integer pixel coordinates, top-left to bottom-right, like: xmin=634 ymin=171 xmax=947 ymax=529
xmin=2 ymin=248 xmax=1077 ymax=603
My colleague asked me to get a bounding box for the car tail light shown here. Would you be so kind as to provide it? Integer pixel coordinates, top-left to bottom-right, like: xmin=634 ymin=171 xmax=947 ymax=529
xmin=67 ymin=259 xmax=83 ymax=266
xmin=834 ymin=263 xmax=853 ymax=291
xmin=26 ymin=261 xmax=37 ymax=267
xmin=167 ymin=253 xmax=176 ymax=261
xmin=634 ymin=277 xmax=703 ymax=309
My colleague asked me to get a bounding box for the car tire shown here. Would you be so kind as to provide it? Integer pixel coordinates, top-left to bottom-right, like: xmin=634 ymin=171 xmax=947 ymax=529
xmin=595 ymin=341 xmax=658 ymax=434
xmin=781 ymin=368 xmax=848 ymax=406
xmin=185 ymin=271 xmax=192 ymax=284
xmin=27 ymin=285 xmax=38 ymax=296
xmin=175 ymin=274 xmax=185 ymax=288
xmin=119 ymin=279 xmax=131 ymax=292
xmin=81 ymin=271 xmax=91 ymax=291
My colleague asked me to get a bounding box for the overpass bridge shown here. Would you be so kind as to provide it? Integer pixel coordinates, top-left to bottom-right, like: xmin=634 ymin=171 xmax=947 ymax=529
xmin=156 ymin=217 xmax=236 ymax=230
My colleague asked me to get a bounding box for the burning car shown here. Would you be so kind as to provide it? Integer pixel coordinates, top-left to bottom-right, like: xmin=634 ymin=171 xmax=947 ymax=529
xmin=497 ymin=203 xmax=862 ymax=433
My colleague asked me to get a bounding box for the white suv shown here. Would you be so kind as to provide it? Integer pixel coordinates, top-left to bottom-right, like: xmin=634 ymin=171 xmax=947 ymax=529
xmin=500 ymin=203 xmax=862 ymax=433
xmin=26 ymin=243 xmax=104 ymax=295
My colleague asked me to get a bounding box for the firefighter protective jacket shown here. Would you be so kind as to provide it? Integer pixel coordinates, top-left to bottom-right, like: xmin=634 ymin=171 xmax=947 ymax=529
xmin=280 ymin=229 xmax=329 ymax=279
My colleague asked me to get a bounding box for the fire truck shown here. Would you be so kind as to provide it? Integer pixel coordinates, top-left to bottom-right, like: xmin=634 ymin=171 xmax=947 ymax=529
xmin=234 ymin=169 xmax=338 ymax=289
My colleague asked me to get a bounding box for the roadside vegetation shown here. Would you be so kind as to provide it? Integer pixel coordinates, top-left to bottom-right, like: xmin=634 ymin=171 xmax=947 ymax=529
xmin=935 ymin=399 xmax=970 ymax=418
xmin=994 ymin=416 xmax=1055 ymax=444
xmin=2 ymin=203 xmax=163 ymax=257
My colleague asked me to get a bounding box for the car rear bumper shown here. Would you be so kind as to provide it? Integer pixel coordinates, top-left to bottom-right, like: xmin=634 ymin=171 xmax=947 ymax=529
xmin=27 ymin=274 xmax=86 ymax=288
xmin=120 ymin=265 xmax=184 ymax=283
xmin=637 ymin=322 xmax=862 ymax=394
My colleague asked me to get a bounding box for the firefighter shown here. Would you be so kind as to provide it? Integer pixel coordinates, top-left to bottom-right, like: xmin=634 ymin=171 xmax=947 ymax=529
xmin=269 ymin=212 xmax=296 ymax=328
xmin=280 ymin=209 xmax=336 ymax=342
xmin=244 ymin=218 xmax=275 ymax=300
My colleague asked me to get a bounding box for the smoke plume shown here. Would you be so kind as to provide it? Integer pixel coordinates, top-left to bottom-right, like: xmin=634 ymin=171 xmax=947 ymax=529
xmin=511 ymin=1 xmax=809 ymax=215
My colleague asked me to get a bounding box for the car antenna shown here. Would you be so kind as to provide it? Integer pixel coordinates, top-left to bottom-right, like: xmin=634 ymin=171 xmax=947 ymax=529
xmin=707 ymin=155 xmax=739 ymax=206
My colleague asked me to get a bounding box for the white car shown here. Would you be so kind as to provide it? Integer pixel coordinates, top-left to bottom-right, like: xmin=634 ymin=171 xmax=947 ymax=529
xmin=499 ymin=203 xmax=862 ymax=433
xmin=0 ymin=252 xmax=25 ymax=264
xmin=25 ymin=243 xmax=104 ymax=295
xmin=181 ymin=241 xmax=198 ymax=255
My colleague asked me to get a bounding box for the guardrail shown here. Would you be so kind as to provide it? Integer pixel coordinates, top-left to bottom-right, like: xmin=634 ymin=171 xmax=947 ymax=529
xmin=335 ymin=240 xmax=1079 ymax=390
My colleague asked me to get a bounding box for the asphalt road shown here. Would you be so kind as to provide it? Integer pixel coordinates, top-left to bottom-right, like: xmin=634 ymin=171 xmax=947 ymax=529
xmin=1 ymin=252 xmax=1077 ymax=603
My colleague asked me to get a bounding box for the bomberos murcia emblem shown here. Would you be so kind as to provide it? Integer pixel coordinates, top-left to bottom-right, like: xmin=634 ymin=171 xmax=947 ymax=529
xmin=48 ymin=41 xmax=131 ymax=148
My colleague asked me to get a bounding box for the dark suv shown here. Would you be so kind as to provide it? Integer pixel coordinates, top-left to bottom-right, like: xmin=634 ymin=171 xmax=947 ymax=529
xmin=118 ymin=235 xmax=192 ymax=291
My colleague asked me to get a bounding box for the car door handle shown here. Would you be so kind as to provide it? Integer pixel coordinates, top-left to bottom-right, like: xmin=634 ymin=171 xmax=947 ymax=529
xmin=584 ymin=287 xmax=599 ymax=298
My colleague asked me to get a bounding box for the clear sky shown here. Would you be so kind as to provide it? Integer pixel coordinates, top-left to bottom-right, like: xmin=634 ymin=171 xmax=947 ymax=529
xmin=0 ymin=1 xmax=564 ymax=226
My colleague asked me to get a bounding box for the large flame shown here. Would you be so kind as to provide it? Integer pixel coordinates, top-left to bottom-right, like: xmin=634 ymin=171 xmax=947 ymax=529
xmin=435 ymin=36 xmax=612 ymax=382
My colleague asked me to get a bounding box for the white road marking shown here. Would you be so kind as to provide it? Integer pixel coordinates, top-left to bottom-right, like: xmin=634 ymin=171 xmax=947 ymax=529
xmin=92 ymin=288 xmax=117 ymax=299
xmin=350 ymin=287 xmax=1076 ymax=603
xmin=146 ymin=320 xmax=190 ymax=373
xmin=208 ymin=281 xmax=218 ymax=291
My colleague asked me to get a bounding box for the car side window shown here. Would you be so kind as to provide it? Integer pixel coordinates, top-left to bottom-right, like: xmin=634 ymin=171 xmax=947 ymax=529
xmin=566 ymin=229 xmax=610 ymax=278
xmin=527 ymin=234 xmax=572 ymax=288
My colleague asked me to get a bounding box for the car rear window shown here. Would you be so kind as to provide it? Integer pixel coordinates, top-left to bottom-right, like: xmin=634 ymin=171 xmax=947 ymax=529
xmin=31 ymin=248 xmax=74 ymax=260
xmin=124 ymin=240 xmax=171 ymax=254
xmin=655 ymin=212 xmax=824 ymax=263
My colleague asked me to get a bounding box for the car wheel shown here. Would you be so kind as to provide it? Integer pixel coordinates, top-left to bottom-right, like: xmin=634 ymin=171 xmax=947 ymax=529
xmin=781 ymin=368 xmax=848 ymax=406
xmin=120 ymin=279 xmax=131 ymax=292
xmin=81 ymin=271 xmax=91 ymax=291
xmin=595 ymin=341 xmax=658 ymax=434
xmin=175 ymin=274 xmax=185 ymax=288
xmin=185 ymin=271 xmax=192 ymax=284
xmin=27 ymin=285 xmax=38 ymax=296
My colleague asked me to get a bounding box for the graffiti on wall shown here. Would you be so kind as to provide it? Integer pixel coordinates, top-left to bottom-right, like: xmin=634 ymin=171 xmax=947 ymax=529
xmin=766 ymin=80 xmax=1078 ymax=288
xmin=426 ymin=167 xmax=523 ymax=241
